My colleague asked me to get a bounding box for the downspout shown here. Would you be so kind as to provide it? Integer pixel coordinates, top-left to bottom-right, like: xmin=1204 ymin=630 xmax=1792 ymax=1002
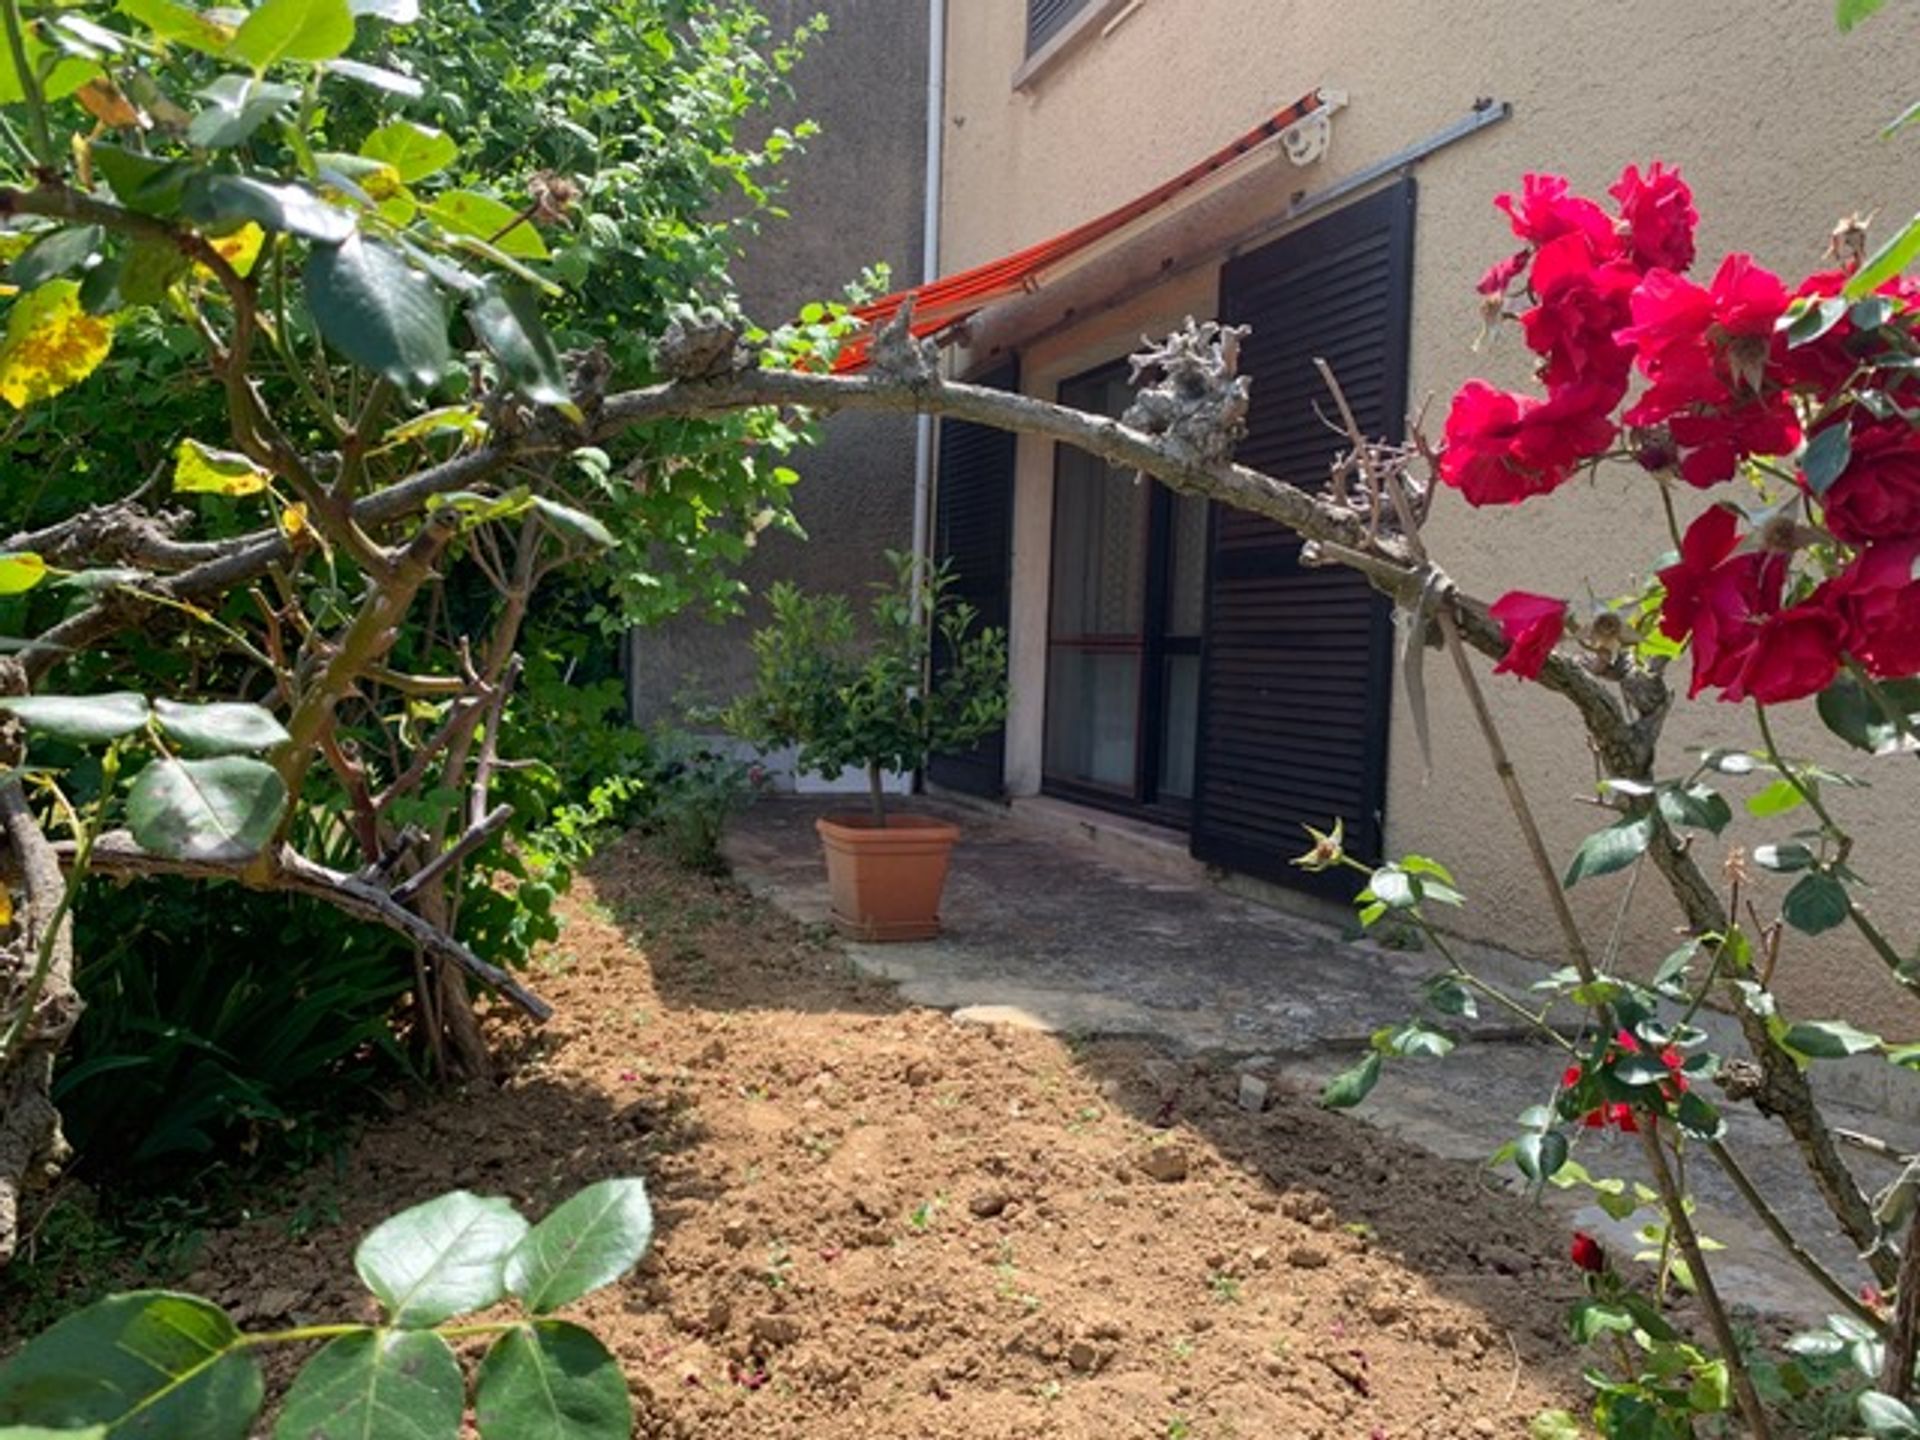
xmin=908 ymin=0 xmax=946 ymax=626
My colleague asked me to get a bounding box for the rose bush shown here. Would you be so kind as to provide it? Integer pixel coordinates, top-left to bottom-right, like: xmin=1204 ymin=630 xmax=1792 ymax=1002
xmin=1317 ymin=156 xmax=1920 ymax=1438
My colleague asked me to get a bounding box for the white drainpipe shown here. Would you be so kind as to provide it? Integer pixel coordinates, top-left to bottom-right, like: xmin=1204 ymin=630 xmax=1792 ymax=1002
xmin=908 ymin=0 xmax=946 ymax=627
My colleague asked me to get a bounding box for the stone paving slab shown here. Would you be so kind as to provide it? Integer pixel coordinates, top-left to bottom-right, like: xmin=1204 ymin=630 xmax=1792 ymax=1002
xmin=724 ymin=795 xmax=1920 ymax=1321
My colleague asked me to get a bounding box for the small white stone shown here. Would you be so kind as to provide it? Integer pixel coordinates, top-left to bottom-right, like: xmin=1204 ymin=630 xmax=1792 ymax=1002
xmin=1236 ymin=1074 xmax=1270 ymax=1112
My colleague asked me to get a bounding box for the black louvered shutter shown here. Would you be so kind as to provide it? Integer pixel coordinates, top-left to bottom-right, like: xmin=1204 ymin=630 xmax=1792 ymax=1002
xmin=1027 ymin=0 xmax=1089 ymax=53
xmin=1190 ymin=179 xmax=1415 ymax=895
xmin=929 ymin=361 xmax=1018 ymax=798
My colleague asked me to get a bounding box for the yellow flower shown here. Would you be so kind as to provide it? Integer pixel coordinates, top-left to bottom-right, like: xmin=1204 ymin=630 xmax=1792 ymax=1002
xmin=0 ymin=280 xmax=112 ymax=410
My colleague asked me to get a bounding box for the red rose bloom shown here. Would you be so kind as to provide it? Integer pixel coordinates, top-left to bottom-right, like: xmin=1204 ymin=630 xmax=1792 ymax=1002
xmin=1610 ymin=162 xmax=1697 ymax=274
xmin=1822 ymin=420 xmax=1920 ymax=545
xmin=1570 ymin=1231 xmax=1607 ymax=1274
xmin=1439 ymin=380 xmax=1618 ymax=505
xmin=1490 ymin=591 xmax=1568 ymax=679
xmin=1723 ymin=604 xmax=1844 ymax=705
xmin=1478 ymin=248 xmax=1529 ymax=297
xmin=1656 ymin=507 xmax=1798 ymax=699
xmin=1495 ymin=173 xmax=1618 ymax=254
xmin=1818 ymin=541 xmax=1920 ymax=680
xmin=1521 ymin=234 xmax=1638 ymax=402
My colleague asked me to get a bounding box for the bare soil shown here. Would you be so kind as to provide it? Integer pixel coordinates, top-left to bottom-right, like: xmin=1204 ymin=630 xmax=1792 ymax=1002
xmin=142 ymin=838 xmax=1590 ymax=1437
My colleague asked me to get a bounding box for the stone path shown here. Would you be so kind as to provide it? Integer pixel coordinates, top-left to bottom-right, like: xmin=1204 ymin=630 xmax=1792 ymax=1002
xmin=725 ymin=795 xmax=1920 ymax=1321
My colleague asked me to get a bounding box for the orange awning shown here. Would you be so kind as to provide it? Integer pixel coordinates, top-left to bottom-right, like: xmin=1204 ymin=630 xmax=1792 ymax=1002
xmin=833 ymin=89 xmax=1336 ymax=372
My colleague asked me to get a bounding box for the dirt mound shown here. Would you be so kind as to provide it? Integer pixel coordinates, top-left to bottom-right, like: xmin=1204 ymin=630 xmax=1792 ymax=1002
xmin=163 ymin=837 xmax=1584 ymax=1437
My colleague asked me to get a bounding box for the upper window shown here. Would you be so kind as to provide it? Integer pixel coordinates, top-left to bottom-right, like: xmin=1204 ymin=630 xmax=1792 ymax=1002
xmin=1026 ymin=0 xmax=1094 ymax=55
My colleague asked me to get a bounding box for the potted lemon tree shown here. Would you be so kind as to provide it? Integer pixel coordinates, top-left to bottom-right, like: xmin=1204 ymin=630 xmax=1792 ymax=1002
xmin=726 ymin=553 xmax=1007 ymax=940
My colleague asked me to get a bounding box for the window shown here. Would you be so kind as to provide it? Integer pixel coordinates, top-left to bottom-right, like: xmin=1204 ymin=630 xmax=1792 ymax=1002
xmin=1026 ymin=0 xmax=1094 ymax=55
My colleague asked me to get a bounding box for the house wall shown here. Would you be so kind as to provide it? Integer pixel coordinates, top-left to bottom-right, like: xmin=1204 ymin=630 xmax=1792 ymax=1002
xmin=940 ymin=0 xmax=1920 ymax=1029
xmin=626 ymin=0 xmax=926 ymax=728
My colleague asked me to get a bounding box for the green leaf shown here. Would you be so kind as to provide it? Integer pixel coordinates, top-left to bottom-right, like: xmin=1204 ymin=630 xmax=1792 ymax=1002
xmin=1782 ymin=1019 xmax=1883 ymax=1060
xmin=531 ymin=497 xmax=614 ymax=550
xmin=182 ymin=173 xmax=354 ymax=244
xmin=475 ymin=1323 xmax=629 ymax=1440
xmin=1514 ymin=1130 xmax=1569 ymax=1183
xmin=0 ymin=692 xmax=148 ymax=743
xmin=125 ymin=756 xmax=288 ymax=862
xmin=1746 ymin=778 xmax=1806 ymax=818
xmin=187 ymin=74 xmax=300 ymax=147
xmin=271 ymin=1330 xmax=462 ymax=1440
xmin=469 ymin=282 xmax=571 ymax=409
xmin=0 ymin=553 xmax=47 ymax=595
xmin=323 ymin=57 xmax=422 ymax=97
xmin=1529 ymin=1410 xmax=1583 ymax=1440
xmin=1568 ymin=1298 xmax=1636 ymax=1343
xmin=153 ymin=699 xmax=290 ymax=755
xmin=0 ymin=1428 xmax=108 ymax=1439
xmin=348 ymin=0 xmax=418 ymax=18
xmin=1848 ymin=214 xmax=1920 ymax=300
xmin=118 ymin=0 xmax=236 ymax=56
xmin=91 ymin=144 xmax=190 ymax=217
xmin=1677 ymin=1090 xmax=1726 ymax=1142
xmin=1783 ymin=871 xmax=1851 ymax=935
xmin=1802 ymin=424 xmax=1853 ymax=497
xmin=1385 ymin=1022 xmax=1454 ymax=1060
xmin=354 ymin=1190 xmax=529 ymax=1328
xmin=9 ymin=227 xmax=102 ymax=290
xmin=174 ymin=437 xmax=270 ymax=495
xmin=505 ymin=1178 xmax=654 ymax=1314
xmin=1819 ymin=674 xmax=1920 ymax=754
xmin=359 ymin=120 xmax=457 ymax=183
xmin=1861 ymin=1390 xmax=1920 ymax=1438
xmin=0 ymin=1291 xmax=261 ymax=1438
xmin=1657 ymin=783 xmax=1732 ymax=836
xmin=1319 ymin=1051 xmax=1381 ymax=1109
xmin=1754 ymin=842 xmax=1816 ymax=873
xmin=1563 ymin=815 xmax=1653 ymax=887
xmin=1423 ymin=973 xmax=1477 ymax=1019
xmin=1838 ymin=0 xmax=1890 ymax=29
xmin=306 ymin=236 xmax=449 ymax=390
xmin=227 ymin=0 xmax=354 ymax=69
xmin=427 ymin=191 xmax=550 ymax=259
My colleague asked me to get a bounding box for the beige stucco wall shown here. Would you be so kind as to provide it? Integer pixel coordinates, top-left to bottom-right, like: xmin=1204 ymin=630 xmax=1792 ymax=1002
xmin=941 ymin=0 xmax=1920 ymax=1030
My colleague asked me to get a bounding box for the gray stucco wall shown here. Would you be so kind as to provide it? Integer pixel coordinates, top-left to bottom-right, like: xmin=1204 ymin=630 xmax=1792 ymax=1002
xmin=626 ymin=0 xmax=929 ymax=726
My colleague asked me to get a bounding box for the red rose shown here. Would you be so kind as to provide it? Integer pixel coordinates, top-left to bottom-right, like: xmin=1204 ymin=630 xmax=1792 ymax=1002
xmin=1817 ymin=541 xmax=1920 ymax=679
xmin=1521 ymin=235 xmax=1637 ymax=402
xmin=1478 ymin=248 xmax=1529 ymax=297
xmin=1609 ymin=162 xmax=1697 ymax=274
xmin=1490 ymin=592 xmax=1568 ymax=679
xmin=1570 ymin=1231 xmax=1607 ymax=1274
xmin=1723 ymin=604 xmax=1843 ymax=705
xmin=1496 ymin=173 xmax=1619 ymax=254
xmin=1822 ymin=420 xmax=1920 ymax=545
xmin=1439 ymin=381 xmax=1618 ymax=505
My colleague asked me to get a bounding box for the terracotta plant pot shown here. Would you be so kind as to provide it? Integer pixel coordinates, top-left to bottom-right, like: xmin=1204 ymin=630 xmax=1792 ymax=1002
xmin=814 ymin=813 xmax=961 ymax=941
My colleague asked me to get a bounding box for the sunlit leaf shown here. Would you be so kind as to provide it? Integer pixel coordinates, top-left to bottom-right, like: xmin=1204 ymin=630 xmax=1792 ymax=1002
xmin=468 ymin=280 xmax=571 ymax=409
xmin=504 ymin=1178 xmax=653 ymax=1313
xmin=359 ymin=120 xmax=457 ymax=183
xmin=174 ymin=438 xmax=270 ymax=496
xmin=0 ymin=281 xmax=113 ymax=410
xmin=153 ymin=699 xmax=290 ymax=755
xmin=9 ymin=227 xmax=103 ymax=290
xmin=117 ymin=0 xmax=236 ymax=56
xmin=427 ymin=190 xmax=549 ymax=259
xmin=182 ymin=173 xmax=354 ymax=244
xmin=322 ymin=57 xmax=423 ymax=97
xmin=227 ymin=0 xmax=355 ymax=70
xmin=347 ymin=0 xmax=418 ymax=18
xmin=355 ymin=1191 xmax=529 ymax=1328
xmin=186 ymin=73 xmax=300 ymax=146
xmin=0 ymin=553 xmax=47 ymax=595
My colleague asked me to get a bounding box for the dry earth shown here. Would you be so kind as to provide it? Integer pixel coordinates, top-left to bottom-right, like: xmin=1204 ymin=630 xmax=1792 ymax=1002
xmin=67 ymin=838 xmax=1599 ymax=1437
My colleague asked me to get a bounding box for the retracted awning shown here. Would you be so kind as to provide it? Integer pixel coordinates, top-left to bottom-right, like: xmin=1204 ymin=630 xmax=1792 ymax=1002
xmin=833 ymin=87 xmax=1343 ymax=373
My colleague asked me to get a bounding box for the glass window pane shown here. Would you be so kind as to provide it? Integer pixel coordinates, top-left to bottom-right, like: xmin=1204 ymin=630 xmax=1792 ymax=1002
xmin=1157 ymin=654 xmax=1201 ymax=800
xmin=1164 ymin=492 xmax=1209 ymax=639
xmin=1044 ymin=650 xmax=1139 ymax=791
